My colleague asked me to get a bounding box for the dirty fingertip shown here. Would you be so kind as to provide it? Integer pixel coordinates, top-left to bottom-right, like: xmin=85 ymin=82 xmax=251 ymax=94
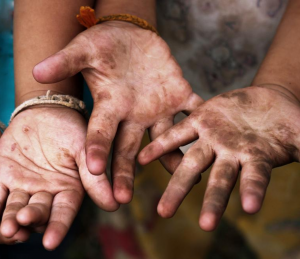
xmin=86 ymin=151 xmax=107 ymax=175
xmin=138 ymin=143 xmax=162 ymax=165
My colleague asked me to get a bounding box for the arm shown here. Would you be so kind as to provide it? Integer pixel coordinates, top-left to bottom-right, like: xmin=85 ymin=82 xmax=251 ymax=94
xmin=94 ymin=0 xmax=156 ymax=27
xmin=253 ymin=0 xmax=300 ymax=99
xmin=14 ymin=0 xmax=90 ymax=104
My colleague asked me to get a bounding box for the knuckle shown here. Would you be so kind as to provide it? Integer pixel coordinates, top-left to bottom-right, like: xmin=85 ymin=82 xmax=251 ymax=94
xmin=181 ymin=157 xmax=200 ymax=172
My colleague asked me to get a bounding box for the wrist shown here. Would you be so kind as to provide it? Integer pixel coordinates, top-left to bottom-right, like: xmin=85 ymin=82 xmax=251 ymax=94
xmin=252 ymin=77 xmax=300 ymax=103
xmin=94 ymin=0 xmax=156 ymax=28
xmin=16 ymin=90 xmax=66 ymax=106
xmin=12 ymin=91 xmax=88 ymax=123
xmin=252 ymin=83 xmax=300 ymax=104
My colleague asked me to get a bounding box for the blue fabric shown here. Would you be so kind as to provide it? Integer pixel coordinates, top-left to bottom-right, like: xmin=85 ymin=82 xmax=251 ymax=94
xmin=0 ymin=31 xmax=15 ymax=125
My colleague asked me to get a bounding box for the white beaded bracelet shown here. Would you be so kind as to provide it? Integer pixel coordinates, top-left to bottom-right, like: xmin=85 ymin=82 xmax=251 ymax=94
xmin=10 ymin=90 xmax=89 ymax=123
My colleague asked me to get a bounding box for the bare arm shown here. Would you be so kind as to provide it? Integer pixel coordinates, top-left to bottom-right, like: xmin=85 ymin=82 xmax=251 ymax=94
xmin=14 ymin=0 xmax=94 ymax=105
xmin=253 ymin=0 xmax=300 ymax=99
xmin=94 ymin=0 xmax=156 ymax=27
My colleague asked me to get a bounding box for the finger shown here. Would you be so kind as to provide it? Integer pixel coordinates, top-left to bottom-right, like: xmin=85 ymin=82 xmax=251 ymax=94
xmin=112 ymin=123 xmax=145 ymax=204
xmin=157 ymin=141 xmax=214 ymax=218
xmin=1 ymin=191 xmax=30 ymax=238
xmin=183 ymin=92 xmax=204 ymax=115
xmin=0 ymin=227 xmax=30 ymax=244
xmin=0 ymin=184 xmax=8 ymax=215
xmin=86 ymin=105 xmax=120 ymax=175
xmin=43 ymin=190 xmax=83 ymax=251
xmin=199 ymin=157 xmax=239 ymax=231
xmin=77 ymin=150 xmax=119 ymax=211
xmin=17 ymin=192 xmax=53 ymax=227
xmin=240 ymin=161 xmax=272 ymax=214
xmin=33 ymin=38 xmax=89 ymax=84
xmin=138 ymin=118 xmax=198 ymax=165
xmin=149 ymin=117 xmax=183 ymax=174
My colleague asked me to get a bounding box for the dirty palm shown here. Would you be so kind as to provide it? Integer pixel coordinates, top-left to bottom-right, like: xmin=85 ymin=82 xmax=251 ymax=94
xmin=139 ymin=86 xmax=300 ymax=231
xmin=33 ymin=21 xmax=203 ymax=204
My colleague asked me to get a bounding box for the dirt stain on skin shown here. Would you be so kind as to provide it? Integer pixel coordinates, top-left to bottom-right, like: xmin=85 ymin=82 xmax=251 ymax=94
xmin=116 ymin=137 xmax=136 ymax=157
xmin=11 ymin=143 xmax=17 ymax=152
xmin=219 ymin=162 xmax=237 ymax=181
xmin=101 ymin=53 xmax=117 ymax=69
xmin=204 ymin=186 xmax=231 ymax=214
xmin=96 ymin=91 xmax=112 ymax=102
xmin=116 ymin=40 xmax=127 ymax=54
xmin=221 ymin=91 xmax=251 ymax=105
xmin=60 ymin=147 xmax=71 ymax=158
xmin=246 ymin=147 xmax=269 ymax=158
xmin=244 ymin=133 xmax=258 ymax=143
xmin=22 ymin=126 xmax=30 ymax=133
xmin=57 ymin=147 xmax=72 ymax=161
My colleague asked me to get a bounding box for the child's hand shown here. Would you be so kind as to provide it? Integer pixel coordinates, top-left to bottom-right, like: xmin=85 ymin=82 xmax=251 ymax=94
xmin=139 ymin=86 xmax=300 ymax=231
xmin=0 ymin=107 xmax=118 ymax=250
xmin=33 ymin=22 xmax=203 ymax=204
xmin=0 ymin=131 xmax=30 ymax=244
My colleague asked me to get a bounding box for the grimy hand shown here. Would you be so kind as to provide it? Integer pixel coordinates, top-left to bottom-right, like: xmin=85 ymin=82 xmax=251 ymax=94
xmin=0 ymin=107 xmax=118 ymax=250
xmin=33 ymin=21 xmax=203 ymax=204
xmin=139 ymin=86 xmax=300 ymax=231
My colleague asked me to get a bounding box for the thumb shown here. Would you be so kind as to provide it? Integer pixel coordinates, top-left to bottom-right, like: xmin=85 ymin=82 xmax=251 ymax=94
xmin=183 ymin=92 xmax=204 ymax=115
xmin=76 ymin=149 xmax=120 ymax=212
xmin=33 ymin=40 xmax=89 ymax=84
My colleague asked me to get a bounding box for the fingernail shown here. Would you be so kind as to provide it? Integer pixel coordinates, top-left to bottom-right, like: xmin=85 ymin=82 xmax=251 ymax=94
xmin=15 ymin=240 xmax=24 ymax=244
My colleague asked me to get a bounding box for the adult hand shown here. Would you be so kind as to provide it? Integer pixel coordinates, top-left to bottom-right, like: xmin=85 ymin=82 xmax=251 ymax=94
xmin=139 ymin=85 xmax=300 ymax=231
xmin=0 ymin=106 xmax=118 ymax=250
xmin=33 ymin=22 xmax=203 ymax=203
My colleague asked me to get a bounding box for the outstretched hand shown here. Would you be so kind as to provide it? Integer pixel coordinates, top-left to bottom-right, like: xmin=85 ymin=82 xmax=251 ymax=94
xmin=0 ymin=107 xmax=118 ymax=250
xmin=139 ymin=85 xmax=300 ymax=231
xmin=0 ymin=130 xmax=30 ymax=244
xmin=33 ymin=21 xmax=203 ymax=204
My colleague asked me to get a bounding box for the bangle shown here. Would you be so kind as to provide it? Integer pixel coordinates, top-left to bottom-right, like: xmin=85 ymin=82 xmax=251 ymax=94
xmin=10 ymin=90 xmax=89 ymax=123
xmin=0 ymin=121 xmax=6 ymax=133
xmin=76 ymin=6 xmax=159 ymax=35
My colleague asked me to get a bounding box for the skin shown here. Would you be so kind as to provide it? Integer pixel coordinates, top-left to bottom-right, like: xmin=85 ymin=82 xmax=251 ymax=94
xmin=0 ymin=107 xmax=89 ymax=250
xmin=138 ymin=85 xmax=300 ymax=231
xmin=0 ymin=131 xmax=30 ymax=245
xmin=0 ymin=107 xmax=119 ymax=249
xmin=139 ymin=0 xmax=300 ymax=231
xmin=5 ymin=0 xmax=199 ymax=248
xmin=3 ymin=0 xmax=120 ymax=249
xmin=33 ymin=21 xmax=203 ymax=204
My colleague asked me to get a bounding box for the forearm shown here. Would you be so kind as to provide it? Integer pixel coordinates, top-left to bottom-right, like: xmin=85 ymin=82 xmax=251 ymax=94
xmin=252 ymin=0 xmax=300 ymax=100
xmin=14 ymin=0 xmax=94 ymax=106
xmin=94 ymin=0 xmax=156 ymax=27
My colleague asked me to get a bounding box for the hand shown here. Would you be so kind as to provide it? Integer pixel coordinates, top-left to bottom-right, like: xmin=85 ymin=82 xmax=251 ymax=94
xmin=0 ymin=131 xmax=29 ymax=244
xmin=33 ymin=21 xmax=203 ymax=203
xmin=0 ymin=106 xmax=118 ymax=250
xmin=139 ymin=85 xmax=300 ymax=231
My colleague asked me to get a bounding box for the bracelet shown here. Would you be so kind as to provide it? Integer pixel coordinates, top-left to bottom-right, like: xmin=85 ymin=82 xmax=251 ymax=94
xmin=76 ymin=6 xmax=159 ymax=35
xmin=10 ymin=90 xmax=89 ymax=123
xmin=0 ymin=121 xmax=6 ymax=133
